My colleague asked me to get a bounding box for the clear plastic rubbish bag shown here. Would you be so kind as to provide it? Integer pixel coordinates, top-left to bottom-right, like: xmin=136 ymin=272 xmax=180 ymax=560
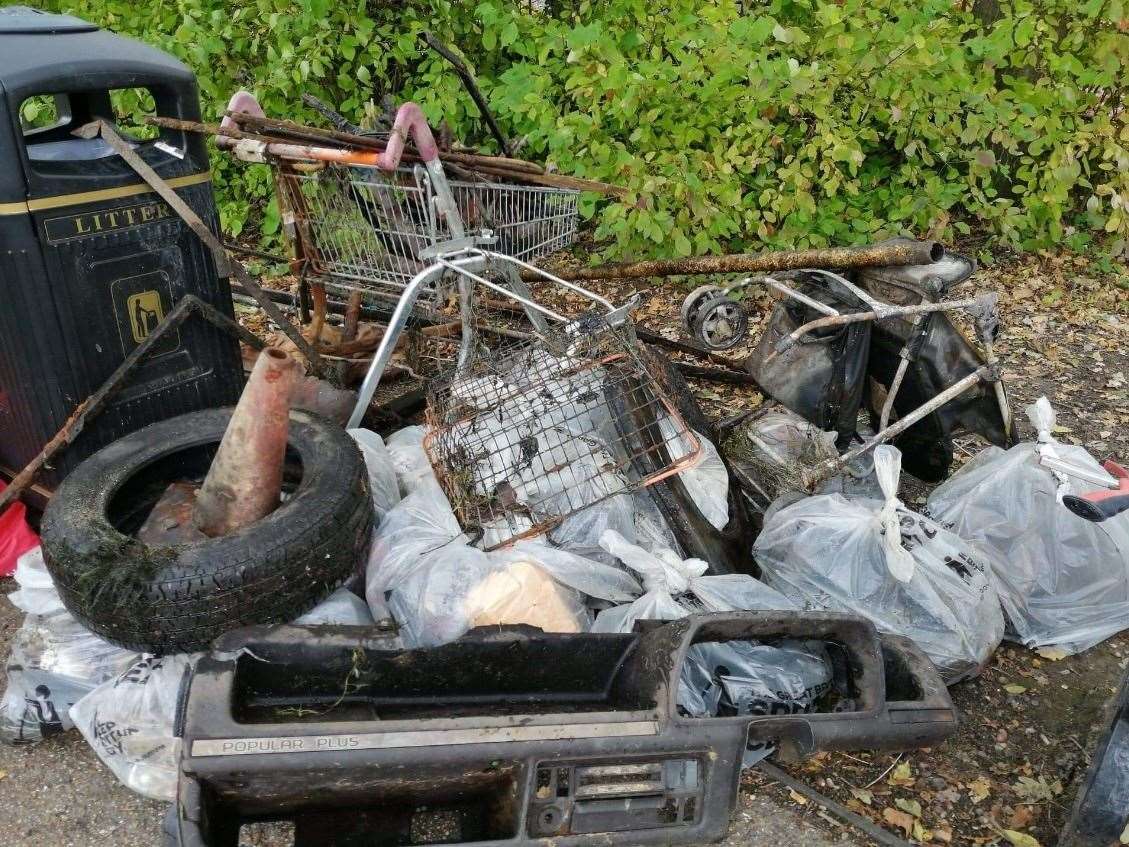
xmin=926 ymin=397 xmax=1129 ymax=655
xmin=464 ymin=558 xmax=590 ymax=634
xmin=387 ymin=542 xmax=501 ymax=647
xmin=733 ymin=410 xmax=880 ymax=512
xmin=677 ymin=639 xmax=832 ymax=719
xmin=754 ymin=445 xmax=1005 ymax=683
xmin=633 ymin=491 xmax=681 ymax=553
xmin=365 ymin=479 xmax=467 ymax=603
xmin=659 ymin=416 xmax=729 ymax=530
xmin=545 ymin=486 xmax=637 ymax=563
xmin=1 ymin=610 xmax=138 ymax=744
xmin=590 ymin=531 xmax=831 ymax=764
xmin=497 ymin=542 xmax=641 ymax=604
xmin=347 ymin=429 xmax=402 ymax=520
xmin=591 ymin=530 xmax=798 ymax=633
xmin=390 ymin=542 xmax=640 ymax=647
xmin=679 ymin=637 xmax=833 ymax=767
xmin=385 ymin=425 xmax=436 ymax=495
xmin=367 ymin=482 xmax=642 ymax=646
xmin=71 ymin=653 xmax=196 ymax=801
xmin=67 ymin=587 xmax=382 ymax=800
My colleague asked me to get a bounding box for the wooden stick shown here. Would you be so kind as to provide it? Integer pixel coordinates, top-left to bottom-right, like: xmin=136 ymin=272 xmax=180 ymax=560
xmin=229 ymin=112 xmax=387 ymax=152
xmin=342 ymin=291 xmax=363 ymax=342
xmin=675 ymin=363 xmax=763 ymax=386
xmin=465 ymin=162 xmax=629 ymax=196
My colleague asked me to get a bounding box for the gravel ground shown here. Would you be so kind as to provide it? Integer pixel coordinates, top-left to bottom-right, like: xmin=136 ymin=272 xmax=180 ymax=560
xmin=0 ymin=597 xmax=164 ymax=846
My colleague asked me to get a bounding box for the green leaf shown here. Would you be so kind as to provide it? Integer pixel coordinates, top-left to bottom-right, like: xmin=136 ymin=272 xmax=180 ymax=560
xmin=1001 ymin=829 xmax=1041 ymax=847
xmin=894 ymin=798 xmax=922 ymax=818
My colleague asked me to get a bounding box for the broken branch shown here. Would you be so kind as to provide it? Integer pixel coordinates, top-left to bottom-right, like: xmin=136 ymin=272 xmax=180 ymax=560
xmin=420 ymin=30 xmax=511 ymax=156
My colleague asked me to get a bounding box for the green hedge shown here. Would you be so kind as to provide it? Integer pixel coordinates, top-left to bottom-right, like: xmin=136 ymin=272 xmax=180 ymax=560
xmin=31 ymin=0 xmax=1129 ymax=258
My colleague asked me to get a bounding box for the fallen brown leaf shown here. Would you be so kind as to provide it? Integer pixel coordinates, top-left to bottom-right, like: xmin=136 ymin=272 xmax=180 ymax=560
xmin=882 ymin=807 xmax=915 ymax=836
xmin=1009 ymin=804 xmax=1036 ymax=829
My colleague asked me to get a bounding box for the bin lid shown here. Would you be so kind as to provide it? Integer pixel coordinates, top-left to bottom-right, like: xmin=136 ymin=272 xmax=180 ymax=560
xmin=0 ymin=7 xmax=193 ymax=102
xmin=0 ymin=6 xmax=97 ymax=34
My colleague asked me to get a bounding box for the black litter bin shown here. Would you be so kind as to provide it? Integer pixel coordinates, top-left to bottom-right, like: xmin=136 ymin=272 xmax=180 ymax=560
xmin=0 ymin=6 xmax=242 ymax=490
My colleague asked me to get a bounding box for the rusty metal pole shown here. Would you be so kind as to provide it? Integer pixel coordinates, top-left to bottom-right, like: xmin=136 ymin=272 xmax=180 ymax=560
xmin=519 ymin=241 xmax=944 ymax=284
xmin=194 ymin=348 xmax=299 ymax=536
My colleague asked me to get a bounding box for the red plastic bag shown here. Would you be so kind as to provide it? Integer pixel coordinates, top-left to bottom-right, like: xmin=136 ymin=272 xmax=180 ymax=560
xmin=0 ymin=481 xmax=39 ymax=577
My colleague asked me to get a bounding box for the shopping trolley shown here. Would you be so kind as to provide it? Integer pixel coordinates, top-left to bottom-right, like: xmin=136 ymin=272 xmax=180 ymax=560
xmin=223 ymin=97 xmax=703 ymax=547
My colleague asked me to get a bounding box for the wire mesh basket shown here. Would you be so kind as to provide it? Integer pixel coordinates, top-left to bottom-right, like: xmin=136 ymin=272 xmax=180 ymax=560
xmin=423 ymin=315 xmax=702 ymax=550
xmin=276 ymin=161 xmax=579 ymax=303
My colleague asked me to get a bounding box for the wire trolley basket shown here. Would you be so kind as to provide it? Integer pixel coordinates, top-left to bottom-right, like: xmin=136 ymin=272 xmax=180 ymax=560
xmin=424 ymin=315 xmax=703 ymax=550
xmin=276 ymin=162 xmax=579 ymax=304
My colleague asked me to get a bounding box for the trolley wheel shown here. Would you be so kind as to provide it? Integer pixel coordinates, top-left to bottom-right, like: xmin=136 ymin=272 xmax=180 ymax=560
xmin=691 ymin=294 xmax=749 ymax=350
xmin=680 ymin=285 xmax=721 ymax=334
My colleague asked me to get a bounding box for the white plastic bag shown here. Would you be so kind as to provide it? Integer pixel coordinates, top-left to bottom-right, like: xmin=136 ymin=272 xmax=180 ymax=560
xmin=755 ymin=445 xmax=1005 ymax=683
xmin=368 ymin=482 xmax=641 ymax=646
xmin=347 ymin=429 xmax=402 ymax=520
xmin=591 ymin=530 xmax=797 ymax=633
xmin=7 ymin=546 xmax=64 ymax=616
xmin=1 ymin=609 xmax=139 ymax=744
xmin=385 ymin=425 xmax=437 ymax=495
xmin=659 ymin=417 xmax=729 ymax=530
xmin=294 ymin=587 xmax=374 ymax=626
xmin=71 ymin=653 xmax=196 ymax=801
xmin=927 ymin=397 xmax=1129 ymax=654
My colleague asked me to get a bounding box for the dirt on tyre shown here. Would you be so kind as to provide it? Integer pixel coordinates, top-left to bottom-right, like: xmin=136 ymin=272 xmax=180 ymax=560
xmin=41 ymin=407 xmax=373 ymax=654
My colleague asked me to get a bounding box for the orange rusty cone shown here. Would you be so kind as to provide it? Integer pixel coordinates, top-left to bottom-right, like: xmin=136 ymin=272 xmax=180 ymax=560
xmin=194 ymin=347 xmax=300 ymax=537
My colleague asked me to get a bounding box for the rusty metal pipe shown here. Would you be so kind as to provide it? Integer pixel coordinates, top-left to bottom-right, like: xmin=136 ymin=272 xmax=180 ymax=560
xmin=194 ymin=348 xmax=299 ymax=536
xmin=519 ymin=240 xmax=943 ymax=283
